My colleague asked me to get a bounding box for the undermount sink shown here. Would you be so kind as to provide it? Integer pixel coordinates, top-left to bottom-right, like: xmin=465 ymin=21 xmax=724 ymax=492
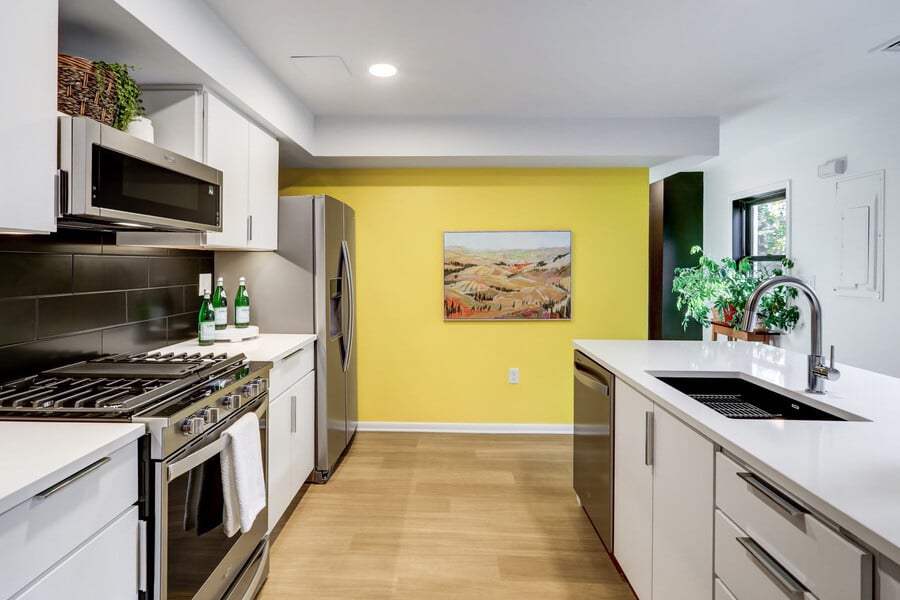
xmin=650 ymin=372 xmax=865 ymax=422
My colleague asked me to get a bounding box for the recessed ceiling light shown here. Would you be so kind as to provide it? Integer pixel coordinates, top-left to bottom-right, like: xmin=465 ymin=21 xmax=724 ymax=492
xmin=368 ymin=63 xmax=398 ymax=78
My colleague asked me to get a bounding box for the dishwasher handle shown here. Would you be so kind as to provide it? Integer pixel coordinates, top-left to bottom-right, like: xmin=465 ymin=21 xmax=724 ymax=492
xmin=574 ymin=368 xmax=609 ymax=396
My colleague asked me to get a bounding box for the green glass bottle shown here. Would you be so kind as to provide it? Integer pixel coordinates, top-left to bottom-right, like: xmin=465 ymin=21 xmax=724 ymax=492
xmin=212 ymin=276 xmax=228 ymax=330
xmin=198 ymin=290 xmax=216 ymax=346
xmin=234 ymin=277 xmax=250 ymax=328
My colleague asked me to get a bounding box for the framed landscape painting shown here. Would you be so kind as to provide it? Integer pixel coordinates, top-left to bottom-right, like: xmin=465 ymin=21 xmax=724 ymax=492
xmin=443 ymin=230 xmax=572 ymax=320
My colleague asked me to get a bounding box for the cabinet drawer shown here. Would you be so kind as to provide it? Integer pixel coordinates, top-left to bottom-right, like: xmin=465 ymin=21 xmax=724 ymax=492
xmin=13 ymin=506 xmax=139 ymax=600
xmin=715 ymin=510 xmax=818 ymax=600
xmin=714 ymin=578 xmax=738 ymax=600
xmin=270 ymin=344 xmax=314 ymax=399
xmin=0 ymin=441 xmax=138 ymax=599
xmin=716 ymin=452 xmax=871 ymax=600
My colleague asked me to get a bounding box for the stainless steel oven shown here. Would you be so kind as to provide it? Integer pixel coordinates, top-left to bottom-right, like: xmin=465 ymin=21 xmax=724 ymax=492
xmin=58 ymin=115 xmax=222 ymax=231
xmin=0 ymin=352 xmax=271 ymax=600
xmin=155 ymin=394 xmax=268 ymax=600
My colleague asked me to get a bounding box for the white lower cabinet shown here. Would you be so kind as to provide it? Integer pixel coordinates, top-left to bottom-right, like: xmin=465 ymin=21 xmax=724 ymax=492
xmin=14 ymin=506 xmax=139 ymax=600
xmin=268 ymin=369 xmax=315 ymax=531
xmin=0 ymin=441 xmax=138 ymax=599
xmin=715 ymin=452 xmax=871 ymax=600
xmin=268 ymin=391 xmax=293 ymax=532
xmin=651 ymin=407 xmax=714 ymax=600
xmin=613 ymin=382 xmax=654 ymax=600
xmin=613 ymin=381 xmax=713 ymax=600
xmin=716 ymin=509 xmax=817 ymax=600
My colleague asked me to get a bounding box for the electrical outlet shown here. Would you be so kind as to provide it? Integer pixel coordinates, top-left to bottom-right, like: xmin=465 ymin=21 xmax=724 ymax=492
xmin=198 ymin=273 xmax=212 ymax=295
xmin=509 ymin=368 xmax=519 ymax=384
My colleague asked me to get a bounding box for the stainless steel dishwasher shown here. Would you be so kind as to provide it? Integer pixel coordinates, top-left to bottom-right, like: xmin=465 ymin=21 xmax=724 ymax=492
xmin=573 ymin=350 xmax=614 ymax=551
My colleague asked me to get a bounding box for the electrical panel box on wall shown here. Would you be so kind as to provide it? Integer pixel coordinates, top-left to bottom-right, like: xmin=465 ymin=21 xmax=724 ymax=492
xmin=834 ymin=171 xmax=885 ymax=300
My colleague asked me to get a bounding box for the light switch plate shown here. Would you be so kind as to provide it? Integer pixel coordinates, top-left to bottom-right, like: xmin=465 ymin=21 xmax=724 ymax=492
xmin=509 ymin=368 xmax=520 ymax=384
xmin=199 ymin=273 xmax=212 ymax=295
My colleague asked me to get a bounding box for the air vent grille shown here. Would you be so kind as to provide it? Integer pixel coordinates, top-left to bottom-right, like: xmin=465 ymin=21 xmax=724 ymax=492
xmin=872 ymin=36 xmax=900 ymax=53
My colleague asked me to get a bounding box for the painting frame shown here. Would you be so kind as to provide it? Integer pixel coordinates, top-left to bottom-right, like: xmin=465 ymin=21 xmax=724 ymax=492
xmin=443 ymin=230 xmax=573 ymax=321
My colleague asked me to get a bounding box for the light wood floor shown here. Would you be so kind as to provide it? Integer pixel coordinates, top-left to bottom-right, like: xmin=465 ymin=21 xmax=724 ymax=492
xmin=259 ymin=432 xmax=635 ymax=599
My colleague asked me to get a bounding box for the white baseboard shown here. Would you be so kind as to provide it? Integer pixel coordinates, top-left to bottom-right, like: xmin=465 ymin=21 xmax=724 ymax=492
xmin=356 ymin=421 xmax=573 ymax=434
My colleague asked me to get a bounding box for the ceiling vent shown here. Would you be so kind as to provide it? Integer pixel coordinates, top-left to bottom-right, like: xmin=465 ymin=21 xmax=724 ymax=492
xmin=870 ymin=35 xmax=900 ymax=53
xmin=290 ymin=55 xmax=352 ymax=75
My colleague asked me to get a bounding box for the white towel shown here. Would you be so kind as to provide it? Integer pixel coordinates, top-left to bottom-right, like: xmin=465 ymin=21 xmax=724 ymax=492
xmin=219 ymin=412 xmax=266 ymax=537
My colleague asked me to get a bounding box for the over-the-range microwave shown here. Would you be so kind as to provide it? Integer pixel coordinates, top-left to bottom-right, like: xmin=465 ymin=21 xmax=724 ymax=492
xmin=57 ymin=115 xmax=223 ymax=231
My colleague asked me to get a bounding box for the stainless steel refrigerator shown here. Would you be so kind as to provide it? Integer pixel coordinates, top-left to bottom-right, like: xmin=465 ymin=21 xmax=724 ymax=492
xmin=216 ymin=194 xmax=357 ymax=482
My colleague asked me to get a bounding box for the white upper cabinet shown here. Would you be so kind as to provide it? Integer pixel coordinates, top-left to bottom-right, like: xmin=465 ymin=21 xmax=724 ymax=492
xmin=204 ymin=94 xmax=250 ymax=248
xmin=121 ymin=88 xmax=279 ymax=250
xmin=0 ymin=2 xmax=58 ymax=233
xmin=246 ymin=121 xmax=278 ymax=250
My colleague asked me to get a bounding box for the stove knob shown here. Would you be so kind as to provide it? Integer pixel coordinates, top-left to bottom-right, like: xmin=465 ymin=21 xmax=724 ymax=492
xmin=241 ymin=382 xmax=259 ymax=398
xmin=221 ymin=394 xmax=242 ymax=410
xmin=253 ymin=377 xmax=268 ymax=392
xmin=200 ymin=407 xmax=220 ymax=425
xmin=181 ymin=416 xmax=205 ymax=436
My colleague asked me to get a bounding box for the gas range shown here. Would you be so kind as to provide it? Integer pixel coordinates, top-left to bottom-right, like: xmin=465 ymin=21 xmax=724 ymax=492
xmin=0 ymin=350 xmax=274 ymax=599
xmin=0 ymin=351 xmax=271 ymax=459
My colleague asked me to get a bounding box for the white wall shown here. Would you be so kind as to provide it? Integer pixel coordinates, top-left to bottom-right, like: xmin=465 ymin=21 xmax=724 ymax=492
xmin=703 ymin=103 xmax=899 ymax=376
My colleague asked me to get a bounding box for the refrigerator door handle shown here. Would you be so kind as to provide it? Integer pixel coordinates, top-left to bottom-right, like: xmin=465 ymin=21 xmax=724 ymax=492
xmin=341 ymin=239 xmax=354 ymax=373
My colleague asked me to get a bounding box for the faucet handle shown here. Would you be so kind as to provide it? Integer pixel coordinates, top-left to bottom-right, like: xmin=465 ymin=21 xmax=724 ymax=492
xmin=814 ymin=345 xmax=841 ymax=382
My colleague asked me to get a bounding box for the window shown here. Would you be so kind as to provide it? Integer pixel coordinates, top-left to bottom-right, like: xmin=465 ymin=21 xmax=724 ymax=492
xmin=732 ymin=185 xmax=789 ymax=262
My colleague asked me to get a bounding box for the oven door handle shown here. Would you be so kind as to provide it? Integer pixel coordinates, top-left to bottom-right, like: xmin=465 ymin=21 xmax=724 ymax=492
xmin=167 ymin=437 xmax=230 ymax=482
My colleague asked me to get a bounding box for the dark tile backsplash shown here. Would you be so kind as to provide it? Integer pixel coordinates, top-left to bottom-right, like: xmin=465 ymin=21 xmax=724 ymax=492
xmin=0 ymin=230 xmax=212 ymax=382
xmin=73 ymin=255 xmax=150 ymax=292
xmin=0 ymin=254 xmax=73 ymax=297
xmin=126 ymin=287 xmax=183 ymax=322
xmin=149 ymin=256 xmax=200 ymax=287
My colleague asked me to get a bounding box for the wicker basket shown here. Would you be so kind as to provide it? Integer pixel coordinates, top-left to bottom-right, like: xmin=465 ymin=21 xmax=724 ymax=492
xmin=57 ymin=54 xmax=117 ymax=127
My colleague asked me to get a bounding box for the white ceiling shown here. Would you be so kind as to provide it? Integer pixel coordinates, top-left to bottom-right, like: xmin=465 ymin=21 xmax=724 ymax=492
xmin=60 ymin=0 xmax=900 ymax=168
xmin=206 ymin=0 xmax=900 ymax=124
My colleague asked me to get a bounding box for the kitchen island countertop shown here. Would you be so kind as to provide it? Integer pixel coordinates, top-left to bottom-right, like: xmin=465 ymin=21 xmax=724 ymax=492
xmin=574 ymin=339 xmax=900 ymax=565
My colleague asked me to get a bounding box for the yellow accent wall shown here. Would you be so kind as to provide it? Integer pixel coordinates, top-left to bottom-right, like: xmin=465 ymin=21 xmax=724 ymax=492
xmin=280 ymin=168 xmax=648 ymax=424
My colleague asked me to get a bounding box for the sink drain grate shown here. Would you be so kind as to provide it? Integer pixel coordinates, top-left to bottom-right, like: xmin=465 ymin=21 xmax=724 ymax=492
xmin=688 ymin=393 xmax=781 ymax=419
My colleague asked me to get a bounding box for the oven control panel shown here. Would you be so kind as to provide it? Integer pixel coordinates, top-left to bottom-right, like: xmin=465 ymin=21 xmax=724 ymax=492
xmin=179 ymin=378 xmax=268 ymax=437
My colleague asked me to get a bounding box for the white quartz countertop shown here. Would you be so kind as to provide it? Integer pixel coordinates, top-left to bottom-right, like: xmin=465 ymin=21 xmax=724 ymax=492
xmin=0 ymin=422 xmax=144 ymax=516
xmin=157 ymin=333 xmax=316 ymax=363
xmin=573 ymin=339 xmax=900 ymax=565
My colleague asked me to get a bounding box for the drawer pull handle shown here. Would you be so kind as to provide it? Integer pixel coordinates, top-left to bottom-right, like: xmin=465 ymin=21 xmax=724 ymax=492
xmin=736 ymin=536 xmax=806 ymax=600
xmin=282 ymin=346 xmax=309 ymax=362
xmin=737 ymin=471 xmax=805 ymax=520
xmin=34 ymin=456 xmax=112 ymax=501
xmin=644 ymin=411 xmax=654 ymax=466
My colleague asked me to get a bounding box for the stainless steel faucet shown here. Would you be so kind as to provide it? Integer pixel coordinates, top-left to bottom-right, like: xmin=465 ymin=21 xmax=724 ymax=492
xmin=741 ymin=276 xmax=840 ymax=394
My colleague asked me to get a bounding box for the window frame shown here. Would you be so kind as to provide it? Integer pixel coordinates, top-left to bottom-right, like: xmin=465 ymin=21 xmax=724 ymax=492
xmin=730 ymin=180 xmax=791 ymax=263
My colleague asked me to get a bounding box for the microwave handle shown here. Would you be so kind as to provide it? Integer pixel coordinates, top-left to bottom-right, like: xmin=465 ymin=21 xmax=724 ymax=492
xmin=55 ymin=169 xmax=69 ymax=216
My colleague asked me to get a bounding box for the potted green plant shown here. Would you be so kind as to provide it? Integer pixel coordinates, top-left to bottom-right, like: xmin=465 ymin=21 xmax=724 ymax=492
xmin=93 ymin=61 xmax=148 ymax=134
xmin=672 ymin=246 xmax=800 ymax=332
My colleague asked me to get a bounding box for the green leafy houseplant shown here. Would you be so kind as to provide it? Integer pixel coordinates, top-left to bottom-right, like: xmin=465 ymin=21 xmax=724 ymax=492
xmin=93 ymin=61 xmax=145 ymax=131
xmin=672 ymin=246 xmax=800 ymax=332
